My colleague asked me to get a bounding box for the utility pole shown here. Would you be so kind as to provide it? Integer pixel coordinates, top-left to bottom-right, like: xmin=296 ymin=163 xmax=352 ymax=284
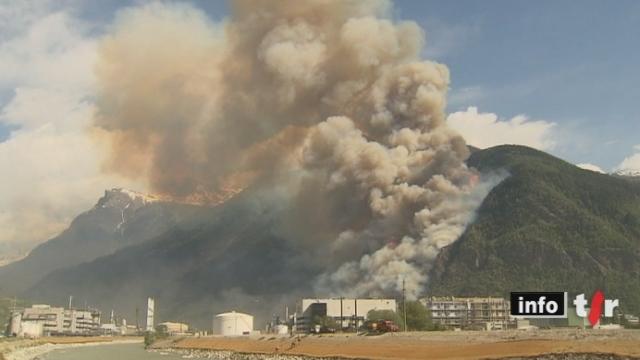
xmin=402 ymin=278 xmax=407 ymax=332
xmin=354 ymin=298 xmax=358 ymax=331
xmin=340 ymin=297 xmax=343 ymax=331
xmin=68 ymin=295 xmax=73 ymax=310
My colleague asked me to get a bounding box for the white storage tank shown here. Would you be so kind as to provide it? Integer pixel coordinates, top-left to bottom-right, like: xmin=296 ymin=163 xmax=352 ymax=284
xmin=213 ymin=311 xmax=253 ymax=336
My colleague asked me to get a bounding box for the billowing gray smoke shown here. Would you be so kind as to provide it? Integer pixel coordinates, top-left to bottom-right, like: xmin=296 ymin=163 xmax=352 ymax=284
xmin=93 ymin=0 xmax=503 ymax=299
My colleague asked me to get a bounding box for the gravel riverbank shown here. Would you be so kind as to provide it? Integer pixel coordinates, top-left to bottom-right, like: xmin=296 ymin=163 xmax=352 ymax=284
xmin=153 ymin=347 xmax=640 ymax=360
xmin=155 ymin=330 xmax=640 ymax=360
xmin=151 ymin=348 xmax=358 ymax=360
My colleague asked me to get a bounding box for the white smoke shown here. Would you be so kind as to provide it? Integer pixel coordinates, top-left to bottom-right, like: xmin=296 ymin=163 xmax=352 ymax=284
xmin=313 ymin=169 xmax=504 ymax=298
xmin=93 ymin=0 xmax=505 ymax=298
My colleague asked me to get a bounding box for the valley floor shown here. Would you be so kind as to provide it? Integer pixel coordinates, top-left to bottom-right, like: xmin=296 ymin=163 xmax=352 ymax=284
xmin=156 ymin=329 xmax=640 ymax=360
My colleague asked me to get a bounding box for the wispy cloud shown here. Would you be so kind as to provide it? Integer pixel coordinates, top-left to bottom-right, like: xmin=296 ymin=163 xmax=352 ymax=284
xmin=419 ymin=17 xmax=481 ymax=59
xmin=447 ymin=86 xmax=486 ymax=110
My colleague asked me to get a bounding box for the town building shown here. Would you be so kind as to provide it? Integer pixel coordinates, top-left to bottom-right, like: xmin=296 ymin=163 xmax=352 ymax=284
xmin=99 ymin=323 xmax=122 ymax=335
xmin=295 ymin=298 xmax=396 ymax=332
xmin=424 ymin=296 xmax=511 ymax=330
xmin=9 ymin=304 xmax=101 ymax=337
xmin=157 ymin=321 xmax=189 ymax=335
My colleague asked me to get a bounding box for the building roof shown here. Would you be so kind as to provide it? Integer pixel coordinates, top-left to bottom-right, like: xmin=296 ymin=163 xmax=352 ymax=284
xmin=158 ymin=322 xmax=188 ymax=326
xmin=215 ymin=311 xmax=252 ymax=318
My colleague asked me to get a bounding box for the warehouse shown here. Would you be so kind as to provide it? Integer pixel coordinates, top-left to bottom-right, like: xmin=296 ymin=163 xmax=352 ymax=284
xmin=296 ymin=298 xmax=396 ymax=332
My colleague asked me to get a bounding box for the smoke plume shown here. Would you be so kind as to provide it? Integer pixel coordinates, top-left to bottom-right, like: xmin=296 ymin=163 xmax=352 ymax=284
xmin=93 ymin=0 xmax=503 ymax=298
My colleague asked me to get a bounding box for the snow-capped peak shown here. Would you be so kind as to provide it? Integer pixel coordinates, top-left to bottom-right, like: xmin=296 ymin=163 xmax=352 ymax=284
xmin=91 ymin=188 xmax=163 ymax=235
xmin=613 ymin=168 xmax=640 ymax=177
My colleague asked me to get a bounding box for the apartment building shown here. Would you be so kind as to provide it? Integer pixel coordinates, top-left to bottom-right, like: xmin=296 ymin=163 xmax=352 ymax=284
xmin=10 ymin=304 xmax=101 ymax=337
xmin=424 ymin=296 xmax=512 ymax=330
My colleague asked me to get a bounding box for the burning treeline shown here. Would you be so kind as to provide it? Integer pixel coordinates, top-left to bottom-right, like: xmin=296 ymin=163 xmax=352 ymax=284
xmin=93 ymin=0 xmax=501 ymax=299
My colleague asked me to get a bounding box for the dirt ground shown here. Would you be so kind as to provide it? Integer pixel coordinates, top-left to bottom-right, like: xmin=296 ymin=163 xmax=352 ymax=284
xmin=165 ymin=329 xmax=640 ymax=359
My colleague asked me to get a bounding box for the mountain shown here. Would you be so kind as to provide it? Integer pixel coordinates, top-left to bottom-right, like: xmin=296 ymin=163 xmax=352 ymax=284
xmin=0 ymin=188 xmax=206 ymax=295
xmin=24 ymin=190 xmax=316 ymax=328
xmin=429 ymin=145 xmax=640 ymax=315
xmin=10 ymin=145 xmax=640 ymax=327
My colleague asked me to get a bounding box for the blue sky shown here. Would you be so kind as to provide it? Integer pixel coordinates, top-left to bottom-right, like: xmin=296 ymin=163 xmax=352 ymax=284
xmin=405 ymin=0 xmax=640 ymax=169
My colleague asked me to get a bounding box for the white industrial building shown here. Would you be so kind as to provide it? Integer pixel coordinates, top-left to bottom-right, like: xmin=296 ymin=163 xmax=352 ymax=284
xmin=296 ymin=298 xmax=396 ymax=332
xmin=9 ymin=304 xmax=101 ymax=337
xmin=146 ymin=297 xmax=155 ymax=332
xmin=212 ymin=311 xmax=253 ymax=336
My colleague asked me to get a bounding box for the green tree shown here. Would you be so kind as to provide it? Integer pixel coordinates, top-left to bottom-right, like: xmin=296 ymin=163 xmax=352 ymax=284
xmin=155 ymin=324 xmax=169 ymax=338
xmin=143 ymin=331 xmax=156 ymax=348
xmin=144 ymin=327 xmax=168 ymax=348
xmin=398 ymin=301 xmax=432 ymax=331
